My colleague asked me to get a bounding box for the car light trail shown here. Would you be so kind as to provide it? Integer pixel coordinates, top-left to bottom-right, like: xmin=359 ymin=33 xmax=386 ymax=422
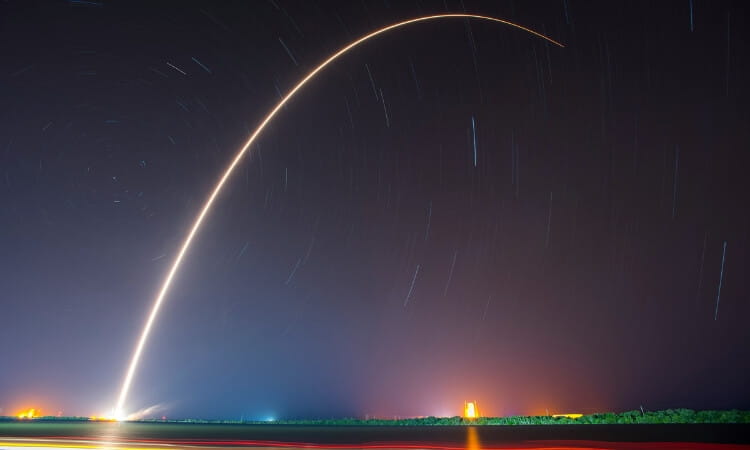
xmin=114 ymin=13 xmax=564 ymax=419
xmin=0 ymin=437 xmax=736 ymax=450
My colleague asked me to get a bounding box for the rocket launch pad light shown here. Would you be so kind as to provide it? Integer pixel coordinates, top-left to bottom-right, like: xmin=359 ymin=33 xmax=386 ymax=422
xmin=464 ymin=402 xmax=479 ymax=419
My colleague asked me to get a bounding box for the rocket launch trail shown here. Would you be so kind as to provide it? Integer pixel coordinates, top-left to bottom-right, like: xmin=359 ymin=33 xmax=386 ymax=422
xmin=113 ymin=13 xmax=563 ymax=419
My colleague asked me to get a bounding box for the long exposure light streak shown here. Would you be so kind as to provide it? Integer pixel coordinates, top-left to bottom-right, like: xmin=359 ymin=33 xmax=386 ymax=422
xmin=114 ymin=13 xmax=563 ymax=419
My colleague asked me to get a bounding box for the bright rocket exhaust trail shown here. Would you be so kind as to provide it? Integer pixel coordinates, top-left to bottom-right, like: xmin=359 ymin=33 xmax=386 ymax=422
xmin=113 ymin=13 xmax=563 ymax=419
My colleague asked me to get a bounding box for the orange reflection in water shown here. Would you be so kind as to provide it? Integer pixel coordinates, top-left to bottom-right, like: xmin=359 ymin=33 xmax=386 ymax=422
xmin=466 ymin=426 xmax=481 ymax=450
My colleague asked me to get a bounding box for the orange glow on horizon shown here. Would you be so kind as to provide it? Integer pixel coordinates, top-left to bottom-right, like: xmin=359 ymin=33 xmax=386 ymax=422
xmin=16 ymin=408 xmax=39 ymax=419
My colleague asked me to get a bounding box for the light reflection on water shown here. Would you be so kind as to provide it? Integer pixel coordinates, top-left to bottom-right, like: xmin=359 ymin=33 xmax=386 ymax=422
xmin=76 ymin=424 xmax=485 ymax=450
xmin=466 ymin=426 xmax=481 ymax=450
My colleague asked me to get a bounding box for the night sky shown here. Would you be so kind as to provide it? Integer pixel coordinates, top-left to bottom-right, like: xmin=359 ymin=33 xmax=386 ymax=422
xmin=1 ymin=0 xmax=749 ymax=420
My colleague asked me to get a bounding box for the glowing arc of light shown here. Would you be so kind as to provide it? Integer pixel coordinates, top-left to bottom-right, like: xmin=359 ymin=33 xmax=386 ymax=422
xmin=114 ymin=13 xmax=563 ymax=419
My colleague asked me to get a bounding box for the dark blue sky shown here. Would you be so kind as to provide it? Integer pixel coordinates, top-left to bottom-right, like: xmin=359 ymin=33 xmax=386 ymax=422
xmin=1 ymin=0 xmax=749 ymax=420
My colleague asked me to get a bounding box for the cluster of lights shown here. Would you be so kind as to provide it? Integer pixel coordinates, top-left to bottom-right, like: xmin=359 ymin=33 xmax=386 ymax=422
xmin=17 ymin=402 xmax=583 ymax=423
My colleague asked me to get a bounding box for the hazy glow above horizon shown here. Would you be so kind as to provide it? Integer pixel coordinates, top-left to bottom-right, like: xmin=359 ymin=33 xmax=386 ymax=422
xmin=3 ymin=0 xmax=749 ymax=420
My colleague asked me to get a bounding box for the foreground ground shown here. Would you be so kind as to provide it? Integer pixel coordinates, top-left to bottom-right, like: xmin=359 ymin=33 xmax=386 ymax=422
xmin=1 ymin=422 xmax=749 ymax=449
xmin=0 ymin=421 xmax=750 ymax=450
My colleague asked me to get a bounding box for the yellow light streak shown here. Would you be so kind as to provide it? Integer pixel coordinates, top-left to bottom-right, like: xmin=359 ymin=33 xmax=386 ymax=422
xmin=114 ymin=13 xmax=563 ymax=418
xmin=0 ymin=443 xmax=156 ymax=450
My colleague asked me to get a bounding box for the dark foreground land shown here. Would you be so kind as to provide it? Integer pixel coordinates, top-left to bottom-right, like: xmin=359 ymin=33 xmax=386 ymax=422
xmin=1 ymin=421 xmax=750 ymax=449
